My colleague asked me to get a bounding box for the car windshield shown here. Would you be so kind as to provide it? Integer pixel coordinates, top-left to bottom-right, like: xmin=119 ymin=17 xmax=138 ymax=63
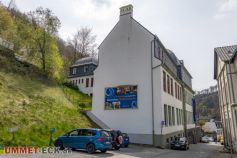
xmin=179 ymin=137 xmax=186 ymax=142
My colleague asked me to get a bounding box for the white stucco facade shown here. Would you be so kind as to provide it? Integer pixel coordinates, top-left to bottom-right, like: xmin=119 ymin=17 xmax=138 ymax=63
xmin=69 ymin=75 xmax=94 ymax=96
xmin=214 ymin=46 xmax=237 ymax=153
xmin=92 ymin=4 xmax=195 ymax=147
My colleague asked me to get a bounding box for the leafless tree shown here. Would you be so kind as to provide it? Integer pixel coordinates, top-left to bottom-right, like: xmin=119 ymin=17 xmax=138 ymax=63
xmin=7 ymin=0 xmax=16 ymax=10
xmin=69 ymin=27 xmax=97 ymax=62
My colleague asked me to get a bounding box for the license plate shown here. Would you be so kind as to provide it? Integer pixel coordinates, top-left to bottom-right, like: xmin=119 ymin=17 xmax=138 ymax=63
xmin=105 ymin=141 xmax=110 ymax=144
xmin=175 ymin=144 xmax=180 ymax=147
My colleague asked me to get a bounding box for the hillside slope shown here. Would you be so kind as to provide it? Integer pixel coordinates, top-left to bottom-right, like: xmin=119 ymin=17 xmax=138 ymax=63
xmin=194 ymin=92 xmax=220 ymax=120
xmin=0 ymin=50 xmax=97 ymax=146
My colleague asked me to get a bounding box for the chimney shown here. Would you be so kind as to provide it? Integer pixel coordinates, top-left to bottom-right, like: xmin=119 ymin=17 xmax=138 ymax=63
xmin=120 ymin=4 xmax=133 ymax=18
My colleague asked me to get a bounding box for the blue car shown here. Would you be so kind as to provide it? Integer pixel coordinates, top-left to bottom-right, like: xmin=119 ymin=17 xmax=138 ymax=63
xmin=54 ymin=128 xmax=112 ymax=154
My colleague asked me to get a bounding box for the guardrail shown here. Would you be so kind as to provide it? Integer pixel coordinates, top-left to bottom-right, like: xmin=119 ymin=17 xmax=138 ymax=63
xmin=0 ymin=37 xmax=14 ymax=51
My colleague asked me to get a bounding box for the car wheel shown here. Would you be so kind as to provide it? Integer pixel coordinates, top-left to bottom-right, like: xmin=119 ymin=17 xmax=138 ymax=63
xmin=114 ymin=145 xmax=120 ymax=150
xmin=55 ymin=140 xmax=65 ymax=150
xmin=86 ymin=143 xmax=96 ymax=154
xmin=100 ymin=149 xmax=107 ymax=153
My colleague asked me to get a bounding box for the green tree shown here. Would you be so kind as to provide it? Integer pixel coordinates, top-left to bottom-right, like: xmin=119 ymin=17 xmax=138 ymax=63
xmin=0 ymin=5 xmax=16 ymax=41
xmin=45 ymin=38 xmax=64 ymax=80
xmin=27 ymin=7 xmax=61 ymax=72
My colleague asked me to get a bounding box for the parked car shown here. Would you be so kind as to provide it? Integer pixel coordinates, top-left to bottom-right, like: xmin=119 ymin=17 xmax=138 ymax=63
xmin=201 ymin=135 xmax=214 ymax=143
xmin=122 ymin=133 xmax=129 ymax=147
xmin=170 ymin=137 xmax=189 ymax=150
xmin=104 ymin=129 xmax=123 ymax=150
xmin=54 ymin=128 xmax=112 ymax=154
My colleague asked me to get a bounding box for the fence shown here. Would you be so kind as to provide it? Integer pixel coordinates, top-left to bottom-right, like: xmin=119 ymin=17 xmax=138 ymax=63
xmin=0 ymin=37 xmax=14 ymax=51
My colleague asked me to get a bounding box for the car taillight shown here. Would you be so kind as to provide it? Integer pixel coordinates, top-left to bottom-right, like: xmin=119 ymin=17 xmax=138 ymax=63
xmin=97 ymin=137 xmax=105 ymax=141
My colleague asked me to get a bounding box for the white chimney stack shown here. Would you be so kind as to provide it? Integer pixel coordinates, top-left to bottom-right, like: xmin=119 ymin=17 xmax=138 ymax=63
xmin=120 ymin=4 xmax=133 ymax=18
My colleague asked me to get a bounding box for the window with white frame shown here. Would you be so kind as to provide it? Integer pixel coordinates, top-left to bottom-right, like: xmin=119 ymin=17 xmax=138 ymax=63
xmin=72 ymin=68 xmax=77 ymax=75
xmin=84 ymin=66 xmax=89 ymax=72
xmin=172 ymin=107 xmax=175 ymax=125
xmin=168 ymin=106 xmax=172 ymax=126
xmin=164 ymin=104 xmax=168 ymax=126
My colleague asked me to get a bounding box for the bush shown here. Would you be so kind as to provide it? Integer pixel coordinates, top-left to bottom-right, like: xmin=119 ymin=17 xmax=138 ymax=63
xmin=62 ymin=82 xmax=78 ymax=90
xmin=78 ymin=103 xmax=86 ymax=109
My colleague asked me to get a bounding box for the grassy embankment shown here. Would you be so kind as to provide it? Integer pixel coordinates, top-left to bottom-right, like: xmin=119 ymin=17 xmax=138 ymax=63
xmin=0 ymin=50 xmax=96 ymax=146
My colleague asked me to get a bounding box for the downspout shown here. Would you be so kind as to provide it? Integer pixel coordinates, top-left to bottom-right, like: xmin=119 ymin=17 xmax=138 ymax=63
xmin=151 ymin=37 xmax=162 ymax=146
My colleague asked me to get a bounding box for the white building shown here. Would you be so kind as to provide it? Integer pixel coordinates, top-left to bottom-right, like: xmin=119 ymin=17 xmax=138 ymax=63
xmin=91 ymin=4 xmax=195 ymax=148
xmin=214 ymin=45 xmax=237 ymax=153
xmin=68 ymin=57 xmax=98 ymax=96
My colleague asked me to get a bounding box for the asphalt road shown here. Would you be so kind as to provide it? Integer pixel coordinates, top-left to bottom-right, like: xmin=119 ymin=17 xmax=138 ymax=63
xmin=1 ymin=142 xmax=235 ymax=158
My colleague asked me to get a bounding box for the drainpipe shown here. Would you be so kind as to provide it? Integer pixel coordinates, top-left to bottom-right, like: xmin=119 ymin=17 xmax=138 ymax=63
xmin=151 ymin=37 xmax=162 ymax=146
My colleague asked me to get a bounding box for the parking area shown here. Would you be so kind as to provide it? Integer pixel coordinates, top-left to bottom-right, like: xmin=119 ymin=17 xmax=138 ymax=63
xmin=1 ymin=142 xmax=233 ymax=158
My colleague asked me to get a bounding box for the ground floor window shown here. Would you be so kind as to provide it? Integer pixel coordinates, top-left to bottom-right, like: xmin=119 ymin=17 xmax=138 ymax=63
xmin=172 ymin=107 xmax=175 ymax=125
xmin=86 ymin=78 xmax=89 ymax=87
xmin=168 ymin=106 xmax=172 ymax=126
xmin=176 ymin=108 xmax=179 ymax=125
xmin=91 ymin=78 xmax=94 ymax=87
xmin=164 ymin=104 xmax=168 ymax=126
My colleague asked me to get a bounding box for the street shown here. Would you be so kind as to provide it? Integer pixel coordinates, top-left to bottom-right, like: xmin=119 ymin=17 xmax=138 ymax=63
xmin=1 ymin=142 xmax=236 ymax=158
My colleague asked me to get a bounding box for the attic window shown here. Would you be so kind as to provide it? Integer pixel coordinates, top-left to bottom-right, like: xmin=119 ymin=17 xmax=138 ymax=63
xmin=72 ymin=68 xmax=77 ymax=75
xmin=84 ymin=66 xmax=89 ymax=72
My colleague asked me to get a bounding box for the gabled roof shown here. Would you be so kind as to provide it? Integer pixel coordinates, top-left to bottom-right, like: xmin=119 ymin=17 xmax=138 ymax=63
xmin=214 ymin=45 xmax=237 ymax=79
xmin=71 ymin=57 xmax=98 ymax=67
xmin=214 ymin=45 xmax=237 ymax=62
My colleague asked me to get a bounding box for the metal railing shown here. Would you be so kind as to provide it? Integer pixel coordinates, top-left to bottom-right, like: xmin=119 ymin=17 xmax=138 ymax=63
xmin=0 ymin=37 xmax=14 ymax=51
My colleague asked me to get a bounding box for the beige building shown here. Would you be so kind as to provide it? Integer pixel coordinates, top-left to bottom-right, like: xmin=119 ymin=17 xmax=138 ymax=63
xmin=214 ymin=45 xmax=237 ymax=153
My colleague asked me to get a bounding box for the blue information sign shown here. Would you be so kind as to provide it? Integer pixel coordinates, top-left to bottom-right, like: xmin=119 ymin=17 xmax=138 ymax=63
xmin=105 ymin=85 xmax=138 ymax=110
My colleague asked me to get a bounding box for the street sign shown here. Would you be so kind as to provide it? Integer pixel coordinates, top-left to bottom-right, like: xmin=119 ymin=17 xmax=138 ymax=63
xmin=7 ymin=127 xmax=18 ymax=133
xmin=50 ymin=128 xmax=56 ymax=133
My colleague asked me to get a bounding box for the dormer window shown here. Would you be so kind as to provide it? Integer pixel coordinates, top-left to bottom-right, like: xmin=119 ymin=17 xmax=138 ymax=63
xmin=90 ymin=66 xmax=94 ymax=71
xmin=84 ymin=66 xmax=89 ymax=72
xmin=72 ymin=68 xmax=77 ymax=75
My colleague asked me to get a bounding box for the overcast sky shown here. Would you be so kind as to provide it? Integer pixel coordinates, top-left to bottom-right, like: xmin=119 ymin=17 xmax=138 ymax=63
xmin=1 ymin=0 xmax=237 ymax=91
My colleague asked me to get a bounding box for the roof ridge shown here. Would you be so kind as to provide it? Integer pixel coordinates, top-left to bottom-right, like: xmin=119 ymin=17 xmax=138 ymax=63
xmin=214 ymin=45 xmax=237 ymax=50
